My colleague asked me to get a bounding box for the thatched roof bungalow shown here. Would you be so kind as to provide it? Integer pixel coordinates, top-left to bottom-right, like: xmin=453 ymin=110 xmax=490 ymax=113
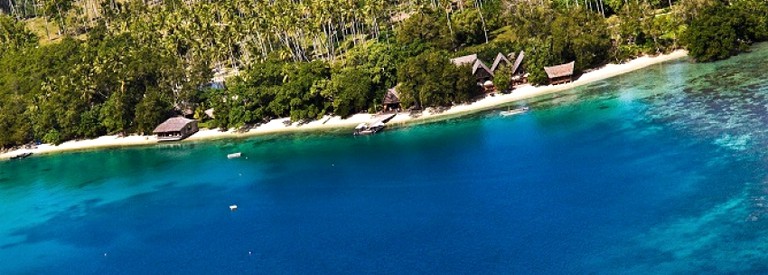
xmin=510 ymin=51 xmax=528 ymax=86
xmin=490 ymin=52 xmax=513 ymax=72
xmin=450 ymin=54 xmax=478 ymax=66
xmin=382 ymin=87 xmax=401 ymax=112
xmin=153 ymin=117 xmax=199 ymax=141
xmin=511 ymin=51 xmax=525 ymax=76
xmin=544 ymin=61 xmax=575 ymax=85
xmin=450 ymin=54 xmax=493 ymax=82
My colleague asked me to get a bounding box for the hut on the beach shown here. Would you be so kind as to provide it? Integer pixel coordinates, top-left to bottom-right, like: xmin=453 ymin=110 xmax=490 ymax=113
xmin=490 ymin=52 xmax=512 ymax=72
xmin=544 ymin=61 xmax=575 ymax=85
xmin=450 ymin=54 xmax=493 ymax=82
xmin=510 ymin=51 xmax=527 ymax=86
xmin=153 ymin=117 xmax=199 ymax=141
xmin=382 ymin=87 xmax=401 ymax=112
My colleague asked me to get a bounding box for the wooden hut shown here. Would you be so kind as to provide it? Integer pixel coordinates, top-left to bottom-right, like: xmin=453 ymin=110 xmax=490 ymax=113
xmin=544 ymin=61 xmax=575 ymax=85
xmin=382 ymin=87 xmax=401 ymax=112
xmin=490 ymin=52 xmax=512 ymax=72
xmin=450 ymin=54 xmax=493 ymax=82
xmin=153 ymin=117 xmax=199 ymax=141
xmin=510 ymin=51 xmax=527 ymax=86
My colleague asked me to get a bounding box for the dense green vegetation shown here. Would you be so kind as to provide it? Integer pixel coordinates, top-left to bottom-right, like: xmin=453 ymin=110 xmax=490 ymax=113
xmin=0 ymin=0 xmax=766 ymax=148
xmin=681 ymin=0 xmax=768 ymax=62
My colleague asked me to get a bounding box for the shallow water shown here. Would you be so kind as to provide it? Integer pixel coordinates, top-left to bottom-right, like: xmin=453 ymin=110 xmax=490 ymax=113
xmin=4 ymin=44 xmax=768 ymax=273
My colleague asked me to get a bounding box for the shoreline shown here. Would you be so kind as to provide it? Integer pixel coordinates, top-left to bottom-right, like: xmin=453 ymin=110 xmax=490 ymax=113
xmin=0 ymin=50 xmax=688 ymax=160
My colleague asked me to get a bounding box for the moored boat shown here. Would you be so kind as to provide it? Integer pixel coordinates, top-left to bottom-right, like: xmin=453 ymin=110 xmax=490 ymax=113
xmin=500 ymin=106 xmax=530 ymax=116
xmin=227 ymin=152 xmax=242 ymax=159
xmin=354 ymin=122 xmax=386 ymax=135
xmin=10 ymin=152 xmax=33 ymax=160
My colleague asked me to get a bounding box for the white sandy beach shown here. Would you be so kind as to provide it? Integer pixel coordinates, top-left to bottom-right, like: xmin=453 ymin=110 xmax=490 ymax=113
xmin=0 ymin=50 xmax=688 ymax=160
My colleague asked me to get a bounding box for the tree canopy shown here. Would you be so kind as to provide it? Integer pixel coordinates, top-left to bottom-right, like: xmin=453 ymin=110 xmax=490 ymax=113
xmin=0 ymin=0 xmax=763 ymax=148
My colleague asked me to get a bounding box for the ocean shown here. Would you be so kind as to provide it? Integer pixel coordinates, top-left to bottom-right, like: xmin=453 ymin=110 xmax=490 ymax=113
xmin=3 ymin=44 xmax=768 ymax=273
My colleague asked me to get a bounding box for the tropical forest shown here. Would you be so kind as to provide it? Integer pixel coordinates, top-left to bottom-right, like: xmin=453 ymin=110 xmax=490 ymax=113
xmin=0 ymin=0 xmax=766 ymax=148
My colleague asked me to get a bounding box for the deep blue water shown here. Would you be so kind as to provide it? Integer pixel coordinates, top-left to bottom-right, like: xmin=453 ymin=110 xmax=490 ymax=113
xmin=5 ymin=45 xmax=768 ymax=274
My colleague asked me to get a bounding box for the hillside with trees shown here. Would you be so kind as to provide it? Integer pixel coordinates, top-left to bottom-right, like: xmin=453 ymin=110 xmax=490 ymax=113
xmin=0 ymin=0 xmax=767 ymax=148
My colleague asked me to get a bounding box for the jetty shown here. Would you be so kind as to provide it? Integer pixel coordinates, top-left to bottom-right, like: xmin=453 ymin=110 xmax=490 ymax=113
xmin=354 ymin=113 xmax=397 ymax=135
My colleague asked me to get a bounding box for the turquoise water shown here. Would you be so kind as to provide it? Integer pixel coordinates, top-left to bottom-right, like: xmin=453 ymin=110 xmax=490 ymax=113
xmin=4 ymin=45 xmax=768 ymax=273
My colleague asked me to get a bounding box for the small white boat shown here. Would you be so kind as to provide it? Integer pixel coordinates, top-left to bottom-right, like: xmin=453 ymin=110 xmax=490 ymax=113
xmin=500 ymin=106 xmax=530 ymax=116
xmin=353 ymin=122 xmax=386 ymax=135
xmin=229 ymin=204 xmax=238 ymax=211
xmin=227 ymin=152 xmax=242 ymax=159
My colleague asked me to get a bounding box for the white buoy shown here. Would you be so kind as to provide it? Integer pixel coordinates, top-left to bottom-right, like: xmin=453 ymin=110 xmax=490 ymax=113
xmin=229 ymin=204 xmax=238 ymax=211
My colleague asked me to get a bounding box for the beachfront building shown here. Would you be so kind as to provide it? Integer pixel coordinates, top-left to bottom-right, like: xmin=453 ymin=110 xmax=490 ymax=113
xmin=153 ymin=117 xmax=199 ymax=141
xmin=450 ymin=54 xmax=494 ymax=83
xmin=544 ymin=61 xmax=575 ymax=85
xmin=382 ymin=87 xmax=401 ymax=112
xmin=490 ymin=52 xmax=512 ymax=72
xmin=510 ymin=51 xmax=527 ymax=86
xmin=489 ymin=51 xmax=528 ymax=91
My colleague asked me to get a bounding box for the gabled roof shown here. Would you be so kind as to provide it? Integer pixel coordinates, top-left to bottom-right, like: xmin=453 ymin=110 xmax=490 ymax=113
xmin=490 ymin=53 xmax=512 ymax=72
xmin=153 ymin=117 xmax=195 ymax=133
xmin=383 ymin=88 xmax=400 ymax=105
xmin=450 ymin=54 xmax=478 ymax=66
xmin=511 ymin=51 xmax=525 ymax=75
xmin=544 ymin=61 xmax=576 ymax=79
xmin=472 ymin=59 xmax=493 ymax=76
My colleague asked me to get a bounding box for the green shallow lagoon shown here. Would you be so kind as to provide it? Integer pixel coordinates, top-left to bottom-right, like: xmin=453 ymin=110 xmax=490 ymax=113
xmin=4 ymin=44 xmax=768 ymax=273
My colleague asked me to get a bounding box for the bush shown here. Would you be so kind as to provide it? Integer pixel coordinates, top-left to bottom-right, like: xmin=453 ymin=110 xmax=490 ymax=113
xmin=43 ymin=129 xmax=62 ymax=145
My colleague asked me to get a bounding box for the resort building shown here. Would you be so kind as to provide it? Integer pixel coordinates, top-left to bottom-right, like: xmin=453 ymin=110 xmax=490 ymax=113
xmin=450 ymin=54 xmax=493 ymax=82
xmin=153 ymin=117 xmax=199 ymax=141
xmin=382 ymin=87 xmax=401 ymax=112
xmin=544 ymin=61 xmax=575 ymax=85
xmin=510 ymin=51 xmax=527 ymax=86
xmin=490 ymin=52 xmax=513 ymax=72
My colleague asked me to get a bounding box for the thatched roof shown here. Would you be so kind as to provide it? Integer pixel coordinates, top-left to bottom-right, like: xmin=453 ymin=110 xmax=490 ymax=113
xmin=472 ymin=59 xmax=493 ymax=76
xmin=450 ymin=54 xmax=478 ymax=66
xmin=383 ymin=88 xmax=400 ymax=105
xmin=450 ymin=54 xmax=492 ymax=77
xmin=544 ymin=61 xmax=575 ymax=79
xmin=490 ymin=53 xmax=512 ymax=72
xmin=153 ymin=117 xmax=195 ymax=133
xmin=511 ymin=51 xmax=525 ymax=75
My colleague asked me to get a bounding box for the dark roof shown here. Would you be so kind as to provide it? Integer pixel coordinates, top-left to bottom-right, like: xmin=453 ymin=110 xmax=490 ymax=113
xmin=383 ymin=88 xmax=400 ymax=105
xmin=544 ymin=61 xmax=575 ymax=79
xmin=153 ymin=117 xmax=195 ymax=133
xmin=490 ymin=53 xmax=512 ymax=72
xmin=472 ymin=59 xmax=493 ymax=76
xmin=511 ymin=51 xmax=525 ymax=75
